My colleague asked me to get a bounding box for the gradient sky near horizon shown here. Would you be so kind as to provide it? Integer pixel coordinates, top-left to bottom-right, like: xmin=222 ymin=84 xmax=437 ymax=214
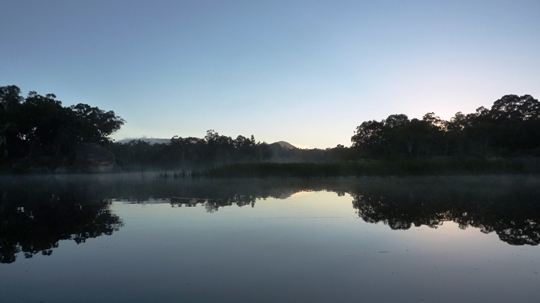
xmin=2 ymin=0 xmax=540 ymax=148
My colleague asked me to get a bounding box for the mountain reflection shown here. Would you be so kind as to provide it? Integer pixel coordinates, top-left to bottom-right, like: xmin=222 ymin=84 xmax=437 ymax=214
xmin=0 ymin=177 xmax=124 ymax=264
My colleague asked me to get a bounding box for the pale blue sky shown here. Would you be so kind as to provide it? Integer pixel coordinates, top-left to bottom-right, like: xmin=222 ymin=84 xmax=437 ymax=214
xmin=2 ymin=0 xmax=539 ymax=148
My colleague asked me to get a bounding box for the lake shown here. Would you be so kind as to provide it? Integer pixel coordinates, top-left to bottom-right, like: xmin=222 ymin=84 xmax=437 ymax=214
xmin=1 ymin=174 xmax=540 ymax=303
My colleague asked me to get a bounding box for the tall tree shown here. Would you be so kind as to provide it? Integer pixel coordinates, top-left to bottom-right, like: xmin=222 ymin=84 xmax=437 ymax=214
xmin=70 ymin=103 xmax=125 ymax=145
xmin=0 ymin=85 xmax=24 ymax=158
xmin=0 ymin=85 xmax=125 ymax=161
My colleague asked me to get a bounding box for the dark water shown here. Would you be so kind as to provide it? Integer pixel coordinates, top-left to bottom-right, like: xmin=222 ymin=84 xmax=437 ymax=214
xmin=1 ymin=174 xmax=540 ymax=303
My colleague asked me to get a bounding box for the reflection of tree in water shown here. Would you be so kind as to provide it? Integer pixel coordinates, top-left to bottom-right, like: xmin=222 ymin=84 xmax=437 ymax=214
xmin=113 ymin=178 xmax=309 ymax=212
xmin=0 ymin=179 xmax=124 ymax=264
xmin=112 ymin=176 xmax=540 ymax=246
xmin=350 ymin=178 xmax=540 ymax=246
xmin=3 ymin=174 xmax=539 ymax=263
xmin=170 ymin=193 xmax=257 ymax=213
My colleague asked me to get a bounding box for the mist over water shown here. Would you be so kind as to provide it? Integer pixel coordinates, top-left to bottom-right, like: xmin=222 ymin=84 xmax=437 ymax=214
xmin=1 ymin=174 xmax=540 ymax=302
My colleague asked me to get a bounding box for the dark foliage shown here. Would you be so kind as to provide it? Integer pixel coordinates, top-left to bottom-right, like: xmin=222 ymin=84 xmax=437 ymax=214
xmin=0 ymin=85 xmax=125 ymax=165
xmin=195 ymin=158 xmax=540 ymax=178
xmin=349 ymin=176 xmax=540 ymax=246
xmin=109 ymin=130 xmax=274 ymax=169
xmin=0 ymin=178 xmax=123 ymax=263
xmin=351 ymin=95 xmax=540 ymax=158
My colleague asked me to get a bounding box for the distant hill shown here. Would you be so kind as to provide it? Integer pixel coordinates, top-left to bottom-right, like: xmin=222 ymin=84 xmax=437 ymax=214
xmin=116 ymin=138 xmax=298 ymax=149
xmin=116 ymin=138 xmax=170 ymax=145
xmin=270 ymin=141 xmax=297 ymax=149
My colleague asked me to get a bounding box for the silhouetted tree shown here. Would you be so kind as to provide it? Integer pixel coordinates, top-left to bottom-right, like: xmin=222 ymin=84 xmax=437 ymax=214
xmin=351 ymin=94 xmax=540 ymax=158
xmin=111 ymin=130 xmax=273 ymax=169
xmin=0 ymin=85 xmax=125 ymax=165
xmin=0 ymin=85 xmax=24 ymax=158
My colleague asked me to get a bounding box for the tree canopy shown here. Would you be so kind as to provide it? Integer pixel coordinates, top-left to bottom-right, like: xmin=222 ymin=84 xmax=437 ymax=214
xmin=351 ymin=94 xmax=540 ymax=158
xmin=109 ymin=130 xmax=273 ymax=169
xmin=0 ymin=85 xmax=125 ymax=161
xmin=3 ymin=85 xmax=537 ymax=172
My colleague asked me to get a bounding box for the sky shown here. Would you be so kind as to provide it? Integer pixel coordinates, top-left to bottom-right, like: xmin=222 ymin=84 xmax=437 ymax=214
xmin=2 ymin=0 xmax=540 ymax=148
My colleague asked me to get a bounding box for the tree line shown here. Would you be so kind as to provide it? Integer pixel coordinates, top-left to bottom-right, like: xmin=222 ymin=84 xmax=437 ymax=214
xmin=0 ymin=85 xmax=124 ymax=164
xmin=351 ymin=94 xmax=540 ymax=159
xmin=109 ymin=130 xmax=274 ymax=169
xmin=2 ymin=84 xmax=538 ymax=172
xmin=110 ymin=132 xmax=352 ymax=170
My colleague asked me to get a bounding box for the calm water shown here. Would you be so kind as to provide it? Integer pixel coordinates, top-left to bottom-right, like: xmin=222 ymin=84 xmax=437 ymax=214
xmin=1 ymin=174 xmax=540 ymax=303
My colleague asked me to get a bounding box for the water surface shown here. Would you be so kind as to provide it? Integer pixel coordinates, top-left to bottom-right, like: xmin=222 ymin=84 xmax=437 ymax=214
xmin=1 ymin=175 xmax=539 ymax=302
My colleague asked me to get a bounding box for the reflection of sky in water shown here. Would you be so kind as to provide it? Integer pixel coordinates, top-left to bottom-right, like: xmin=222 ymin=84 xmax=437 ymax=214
xmin=2 ymin=189 xmax=539 ymax=303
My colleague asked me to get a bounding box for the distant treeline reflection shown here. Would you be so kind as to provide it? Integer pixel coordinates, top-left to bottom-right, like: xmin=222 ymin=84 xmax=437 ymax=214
xmin=113 ymin=178 xmax=315 ymax=212
xmin=115 ymin=176 xmax=540 ymax=246
xmin=94 ymin=176 xmax=540 ymax=245
xmin=2 ymin=176 xmax=539 ymax=264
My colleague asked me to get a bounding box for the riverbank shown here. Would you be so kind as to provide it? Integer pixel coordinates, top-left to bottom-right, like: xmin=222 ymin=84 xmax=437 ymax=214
xmin=191 ymin=158 xmax=540 ymax=178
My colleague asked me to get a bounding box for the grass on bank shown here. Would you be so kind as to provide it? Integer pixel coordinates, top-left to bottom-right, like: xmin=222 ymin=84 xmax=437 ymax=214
xmin=189 ymin=158 xmax=540 ymax=178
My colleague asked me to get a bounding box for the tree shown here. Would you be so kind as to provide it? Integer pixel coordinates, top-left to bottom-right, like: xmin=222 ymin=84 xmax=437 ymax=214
xmin=488 ymin=95 xmax=540 ymax=150
xmin=17 ymin=91 xmax=69 ymax=157
xmin=489 ymin=94 xmax=540 ymax=121
xmin=70 ymin=103 xmax=125 ymax=145
xmin=351 ymin=120 xmax=385 ymax=155
xmin=0 ymin=85 xmax=24 ymax=158
xmin=0 ymin=85 xmax=125 ymax=161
